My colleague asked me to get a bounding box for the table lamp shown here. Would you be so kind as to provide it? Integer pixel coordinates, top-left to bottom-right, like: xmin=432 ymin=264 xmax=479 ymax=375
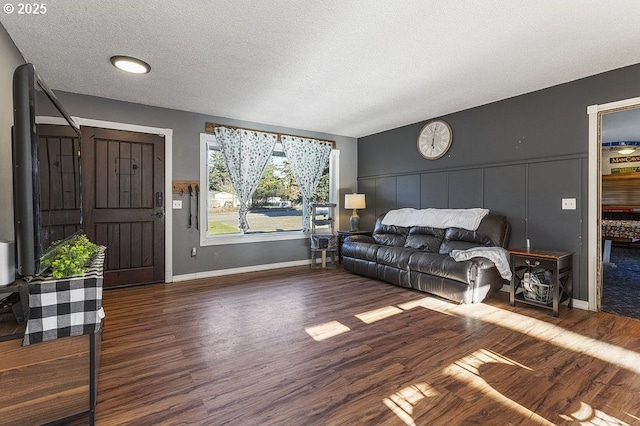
xmin=345 ymin=193 xmax=366 ymax=231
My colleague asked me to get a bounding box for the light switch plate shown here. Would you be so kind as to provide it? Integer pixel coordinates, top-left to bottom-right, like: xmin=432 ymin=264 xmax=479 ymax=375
xmin=172 ymin=200 xmax=183 ymax=209
xmin=562 ymin=198 xmax=576 ymax=210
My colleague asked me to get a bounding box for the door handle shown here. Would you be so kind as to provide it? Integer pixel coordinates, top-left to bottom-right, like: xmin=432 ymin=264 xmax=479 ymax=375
xmin=151 ymin=210 xmax=164 ymax=219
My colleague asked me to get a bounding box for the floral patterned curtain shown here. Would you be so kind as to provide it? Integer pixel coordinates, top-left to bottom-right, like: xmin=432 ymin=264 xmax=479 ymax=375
xmin=214 ymin=127 xmax=277 ymax=233
xmin=281 ymin=136 xmax=332 ymax=232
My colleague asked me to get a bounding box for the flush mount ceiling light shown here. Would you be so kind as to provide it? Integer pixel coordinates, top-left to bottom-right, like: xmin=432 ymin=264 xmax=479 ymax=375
xmin=110 ymin=55 xmax=150 ymax=74
xmin=602 ymin=141 xmax=640 ymax=156
xmin=618 ymin=148 xmax=636 ymax=155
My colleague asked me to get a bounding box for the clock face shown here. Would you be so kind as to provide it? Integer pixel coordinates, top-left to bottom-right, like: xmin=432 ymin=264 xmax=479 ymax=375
xmin=417 ymin=120 xmax=453 ymax=159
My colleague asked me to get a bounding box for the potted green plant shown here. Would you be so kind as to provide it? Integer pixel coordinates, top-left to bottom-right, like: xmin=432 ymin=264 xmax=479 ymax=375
xmin=40 ymin=234 xmax=100 ymax=279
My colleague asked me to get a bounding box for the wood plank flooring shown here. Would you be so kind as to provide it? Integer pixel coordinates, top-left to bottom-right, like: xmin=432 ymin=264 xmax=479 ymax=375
xmin=82 ymin=266 xmax=640 ymax=425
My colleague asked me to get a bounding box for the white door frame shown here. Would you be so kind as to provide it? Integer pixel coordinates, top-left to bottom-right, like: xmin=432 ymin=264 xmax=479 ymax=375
xmin=73 ymin=117 xmax=174 ymax=283
xmin=587 ymin=97 xmax=640 ymax=311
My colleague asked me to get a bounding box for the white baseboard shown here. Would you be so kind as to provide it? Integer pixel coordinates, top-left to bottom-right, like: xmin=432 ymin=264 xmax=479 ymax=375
xmin=171 ymin=259 xmax=312 ymax=282
xmin=499 ymin=284 xmax=589 ymax=311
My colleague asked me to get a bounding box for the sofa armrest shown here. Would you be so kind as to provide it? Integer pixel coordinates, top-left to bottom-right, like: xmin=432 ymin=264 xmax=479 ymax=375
xmin=468 ymin=256 xmax=499 ymax=270
xmin=345 ymin=235 xmax=375 ymax=244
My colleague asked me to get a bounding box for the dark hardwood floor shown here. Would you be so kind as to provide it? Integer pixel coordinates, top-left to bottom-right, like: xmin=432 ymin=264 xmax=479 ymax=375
xmin=82 ymin=266 xmax=640 ymax=425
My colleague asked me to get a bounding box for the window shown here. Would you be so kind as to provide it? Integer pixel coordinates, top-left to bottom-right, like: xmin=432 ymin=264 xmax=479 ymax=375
xmin=199 ymin=133 xmax=339 ymax=245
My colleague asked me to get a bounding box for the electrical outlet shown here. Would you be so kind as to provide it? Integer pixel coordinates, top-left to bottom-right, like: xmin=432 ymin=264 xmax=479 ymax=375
xmin=191 ymin=247 xmax=197 ymax=257
xmin=172 ymin=200 xmax=182 ymax=209
xmin=562 ymin=198 xmax=576 ymax=210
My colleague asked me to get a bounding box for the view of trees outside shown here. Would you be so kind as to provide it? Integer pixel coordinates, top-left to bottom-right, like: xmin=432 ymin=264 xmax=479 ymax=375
xmin=207 ymin=149 xmax=329 ymax=234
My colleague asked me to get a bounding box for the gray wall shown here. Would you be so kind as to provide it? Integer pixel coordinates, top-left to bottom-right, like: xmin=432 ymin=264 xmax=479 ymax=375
xmin=357 ymin=63 xmax=640 ymax=302
xmin=0 ymin=24 xmax=25 ymax=241
xmin=52 ymin=92 xmax=357 ymax=276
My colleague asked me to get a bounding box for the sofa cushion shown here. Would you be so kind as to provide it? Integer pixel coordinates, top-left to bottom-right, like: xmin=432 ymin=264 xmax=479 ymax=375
xmin=476 ymin=214 xmax=510 ymax=248
xmin=342 ymin=257 xmax=378 ymax=279
xmin=404 ymin=226 xmax=444 ymax=252
xmin=377 ymin=263 xmax=411 ymax=288
xmin=372 ymin=217 xmax=409 ymax=247
xmin=377 ymin=246 xmax=419 ymax=269
xmin=438 ymin=227 xmax=494 ymax=254
xmin=344 ymin=235 xmax=375 ymax=244
xmin=342 ymin=241 xmax=380 ymax=262
xmin=408 ymin=252 xmax=477 ymax=285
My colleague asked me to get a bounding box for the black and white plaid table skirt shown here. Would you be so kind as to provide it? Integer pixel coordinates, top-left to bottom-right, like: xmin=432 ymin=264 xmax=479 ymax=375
xmin=22 ymin=247 xmax=105 ymax=346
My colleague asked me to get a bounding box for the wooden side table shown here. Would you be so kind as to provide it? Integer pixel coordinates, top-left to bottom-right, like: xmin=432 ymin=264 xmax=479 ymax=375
xmin=337 ymin=230 xmax=372 ymax=262
xmin=509 ymin=247 xmax=573 ymax=317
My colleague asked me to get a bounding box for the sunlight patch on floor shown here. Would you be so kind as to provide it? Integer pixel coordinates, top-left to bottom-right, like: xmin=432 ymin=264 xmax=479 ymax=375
xmin=355 ymin=305 xmax=404 ymax=324
xmin=385 ymin=348 xmax=552 ymax=425
xmin=302 ymin=293 xmax=640 ymax=423
xmin=382 ymin=383 xmax=439 ymax=426
xmin=398 ymin=296 xmax=458 ymax=316
xmin=429 ymin=301 xmax=640 ymax=375
xmin=451 ymin=348 xmax=533 ymax=375
xmin=559 ymin=401 xmax=630 ymax=425
xmin=305 ymin=296 xmax=456 ymax=342
xmin=442 ymin=348 xmax=554 ymax=425
xmin=367 ymin=295 xmax=640 ymax=424
xmin=304 ymin=321 xmax=350 ymax=341
xmin=624 ymin=412 xmax=640 ymax=422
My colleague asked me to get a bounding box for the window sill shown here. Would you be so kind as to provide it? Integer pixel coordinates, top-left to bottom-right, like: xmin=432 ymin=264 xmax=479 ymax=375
xmin=200 ymin=231 xmax=308 ymax=246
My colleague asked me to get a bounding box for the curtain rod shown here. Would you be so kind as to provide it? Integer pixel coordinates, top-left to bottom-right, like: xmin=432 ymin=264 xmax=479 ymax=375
xmin=204 ymin=122 xmax=336 ymax=148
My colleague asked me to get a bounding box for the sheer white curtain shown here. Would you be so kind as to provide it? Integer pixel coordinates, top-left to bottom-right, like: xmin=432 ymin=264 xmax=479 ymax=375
xmin=214 ymin=127 xmax=277 ymax=233
xmin=281 ymin=136 xmax=332 ymax=232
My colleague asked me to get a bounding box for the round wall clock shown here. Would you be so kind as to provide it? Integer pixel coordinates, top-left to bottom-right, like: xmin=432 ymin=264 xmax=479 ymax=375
xmin=417 ymin=120 xmax=453 ymax=159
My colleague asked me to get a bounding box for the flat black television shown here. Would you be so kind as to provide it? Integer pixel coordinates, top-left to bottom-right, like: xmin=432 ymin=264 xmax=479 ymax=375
xmin=12 ymin=63 xmax=82 ymax=278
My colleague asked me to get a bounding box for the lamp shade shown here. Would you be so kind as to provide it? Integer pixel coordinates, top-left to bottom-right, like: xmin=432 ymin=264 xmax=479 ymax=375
xmin=345 ymin=193 xmax=366 ymax=209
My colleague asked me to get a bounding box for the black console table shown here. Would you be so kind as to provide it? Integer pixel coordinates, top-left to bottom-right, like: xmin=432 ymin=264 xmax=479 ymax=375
xmin=0 ymin=248 xmax=105 ymax=425
xmin=509 ymin=247 xmax=573 ymax=317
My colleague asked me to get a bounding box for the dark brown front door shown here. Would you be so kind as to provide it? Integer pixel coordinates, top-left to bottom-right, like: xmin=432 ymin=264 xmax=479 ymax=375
xmin=81 ymin=127 xmax=165 ymax=288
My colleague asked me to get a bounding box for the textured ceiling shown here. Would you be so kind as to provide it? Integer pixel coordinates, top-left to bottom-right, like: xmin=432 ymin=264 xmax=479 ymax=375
xmin=2 ymin=1 xmax=640 ymax=138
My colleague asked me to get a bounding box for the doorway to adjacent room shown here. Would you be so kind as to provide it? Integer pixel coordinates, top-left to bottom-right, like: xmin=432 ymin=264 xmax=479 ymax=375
xmin=588 ymin=99 xmax=640 ymax=318
xmin=599 ymin=109 xmax=640 ymax=319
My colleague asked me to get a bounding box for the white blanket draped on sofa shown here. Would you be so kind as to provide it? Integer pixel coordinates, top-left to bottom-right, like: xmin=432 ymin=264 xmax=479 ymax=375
xmin=450 ymin=247 xmax=513 ymax=281
xmin=381 ymin=208 xmax=490 ymax=231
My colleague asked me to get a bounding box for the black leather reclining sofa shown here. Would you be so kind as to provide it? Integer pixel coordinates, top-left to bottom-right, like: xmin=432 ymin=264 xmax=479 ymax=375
xmin=342 ymin=213 xmax=511 ymax=304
